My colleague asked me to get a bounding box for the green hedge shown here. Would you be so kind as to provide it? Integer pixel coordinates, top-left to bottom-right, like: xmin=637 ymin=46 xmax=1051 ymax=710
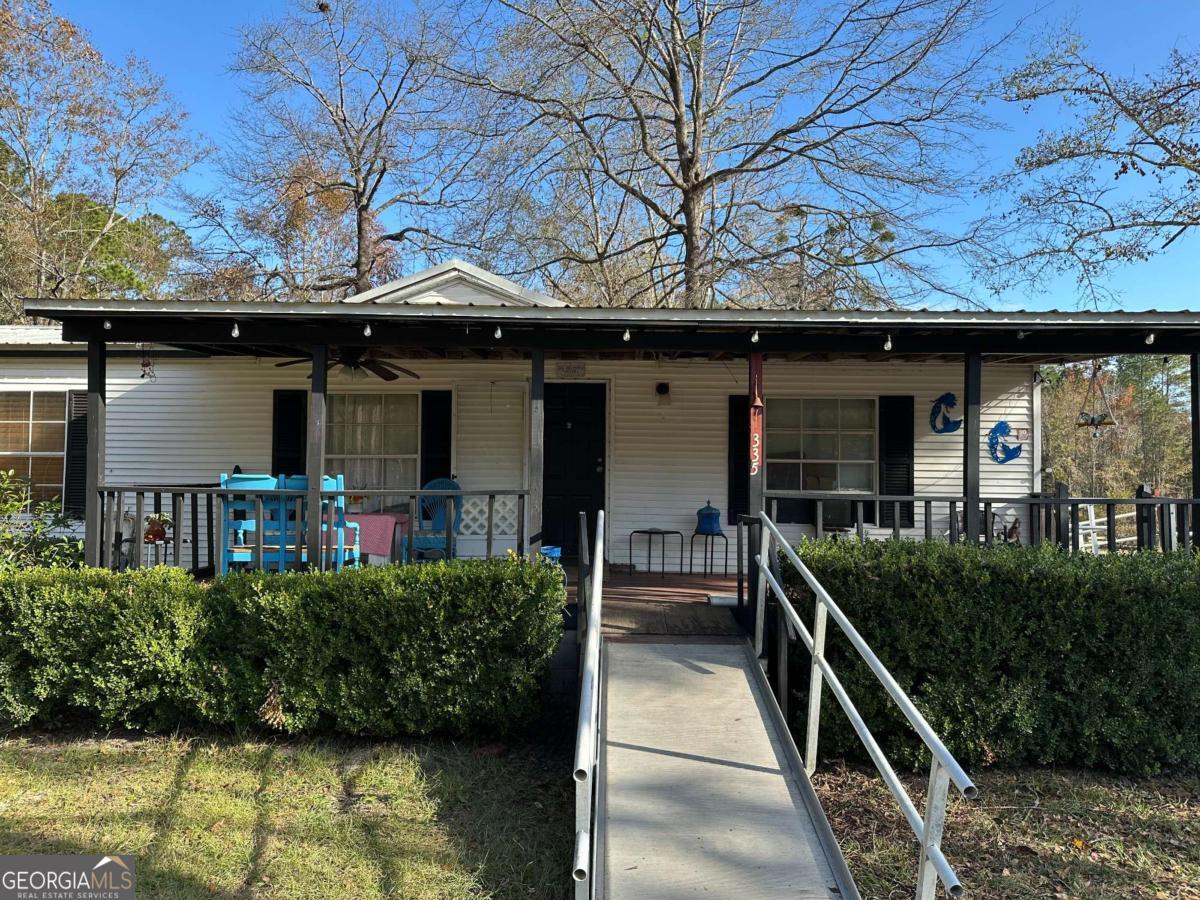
xmin=788 ymin=541 xmax=1200 ymax=776
xmin=0 ymin=559 xmax=566 ymax=737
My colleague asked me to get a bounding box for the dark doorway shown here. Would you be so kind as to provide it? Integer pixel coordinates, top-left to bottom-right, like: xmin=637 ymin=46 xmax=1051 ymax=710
xmin=271 ymin=390 xmax=308 ymax=477
xmin=543 ymin=382 xmax=606 ymax=559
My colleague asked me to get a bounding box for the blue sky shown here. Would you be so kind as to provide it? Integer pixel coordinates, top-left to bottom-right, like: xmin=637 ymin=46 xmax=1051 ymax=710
xmin=58 ymin=0 xmax=1200 ymax=311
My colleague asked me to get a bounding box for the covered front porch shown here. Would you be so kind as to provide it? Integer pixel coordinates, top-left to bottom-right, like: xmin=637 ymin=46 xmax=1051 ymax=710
xmin=26 ymin=288 xmax=1200 ymax=574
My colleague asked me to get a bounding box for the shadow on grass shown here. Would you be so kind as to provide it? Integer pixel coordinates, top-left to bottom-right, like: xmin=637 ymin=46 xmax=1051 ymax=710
xmin=234 ymin=745 xmax=275 ymax=900
xmin=417 ymin=735 xmax=575 ymax=900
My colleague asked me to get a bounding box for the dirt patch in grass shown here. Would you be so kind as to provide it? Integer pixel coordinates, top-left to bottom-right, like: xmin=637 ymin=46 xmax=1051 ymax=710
xmin=0 ymin=735 xmax=572 ymax=900
xmin=813 ymin=763 xmax=1200 ymax=900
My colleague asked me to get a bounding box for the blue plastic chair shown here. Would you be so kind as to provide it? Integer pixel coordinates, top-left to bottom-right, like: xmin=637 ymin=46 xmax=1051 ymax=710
xmin=410 ymin=477 xmax=463 ymax=561
xmin=218 ymin=473 xmax=290 ymax=574
xmin=278 ymin=474 xmax=361 ymax=570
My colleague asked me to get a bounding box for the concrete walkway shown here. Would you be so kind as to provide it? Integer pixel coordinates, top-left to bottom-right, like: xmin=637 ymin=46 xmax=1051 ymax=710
xmin=598 ymin=640 xmax=856 ymax=899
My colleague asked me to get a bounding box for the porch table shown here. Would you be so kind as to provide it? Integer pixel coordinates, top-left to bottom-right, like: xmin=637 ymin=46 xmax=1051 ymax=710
xmin=344 ymin=512 xmax=410 ymax=562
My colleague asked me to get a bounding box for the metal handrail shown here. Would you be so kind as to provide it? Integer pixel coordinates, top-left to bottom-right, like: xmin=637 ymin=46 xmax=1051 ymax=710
xmin=755 ymin=510 xmax=977 ymax=899
xmin=572 ymin=509 xmax=605 ymax=894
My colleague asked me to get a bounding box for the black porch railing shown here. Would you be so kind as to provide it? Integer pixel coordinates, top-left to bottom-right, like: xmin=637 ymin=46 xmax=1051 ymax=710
xmin=762 ymin=487 xmax=1200 ymax=553
xmin=95 ymin=484 xmax=529 ymax=573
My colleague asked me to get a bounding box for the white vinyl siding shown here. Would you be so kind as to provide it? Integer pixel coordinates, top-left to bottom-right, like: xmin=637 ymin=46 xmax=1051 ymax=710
xmin=0 ymin=354 xmax=1037 ymax=569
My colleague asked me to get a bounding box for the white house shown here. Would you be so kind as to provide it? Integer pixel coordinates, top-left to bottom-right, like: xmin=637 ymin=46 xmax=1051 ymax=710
xmin=19 ymin=260 xmax=1196 ymax=572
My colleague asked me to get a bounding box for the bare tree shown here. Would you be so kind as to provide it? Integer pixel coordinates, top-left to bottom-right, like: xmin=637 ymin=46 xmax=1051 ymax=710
xmin=447 ymin=0 xmax=1006 ymax=308
xmin=989 ymin=37 xmax=1199 ymax=305
xmin=0 ymin=0 xmax=204 ymax=318
xmin=193 ymin=0 xmax=483 ymax=299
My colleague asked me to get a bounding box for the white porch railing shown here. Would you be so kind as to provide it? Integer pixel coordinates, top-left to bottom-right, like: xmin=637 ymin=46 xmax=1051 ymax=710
xmin=572 ymin=509 xmax=605 ymax=896
xmin=754 ymin=510 xmax=978 ymax=899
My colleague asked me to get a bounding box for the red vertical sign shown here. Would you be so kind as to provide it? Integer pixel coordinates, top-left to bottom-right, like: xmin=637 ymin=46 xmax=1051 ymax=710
xmin=749 ymin=351 xmax=764 ymax=479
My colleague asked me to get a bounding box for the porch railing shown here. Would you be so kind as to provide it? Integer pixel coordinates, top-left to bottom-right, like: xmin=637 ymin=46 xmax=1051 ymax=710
xmin=763 ymin=488 xmax=1200 ymax=553
xmin=573 ymin=508 xmax=605 ymax=896
xmin=94 ymin=483 xmax=529 ymax=573
xmin=754 ymin=509 xmax=977 ymax=899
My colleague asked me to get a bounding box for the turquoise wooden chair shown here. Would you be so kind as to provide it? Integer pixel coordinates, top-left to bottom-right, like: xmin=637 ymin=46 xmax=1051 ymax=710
xmin=410 ymin=477 xmax=463 ymax=561
xmin=218 ymin=473 xmax=290 ymax=574
xmin=278 ymin=474 xmax=361 ymax=570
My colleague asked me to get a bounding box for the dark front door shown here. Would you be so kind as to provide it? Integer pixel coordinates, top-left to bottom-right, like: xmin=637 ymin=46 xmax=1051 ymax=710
xmin=543 ymin=382 xmax=606 ymax=559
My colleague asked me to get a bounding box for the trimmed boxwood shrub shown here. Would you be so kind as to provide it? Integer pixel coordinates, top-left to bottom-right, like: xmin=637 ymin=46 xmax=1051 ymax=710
xmin=787 ymin=540 xmax=1200 ymax=776
xmin=0 ymin=558 xmax=565 ymax=737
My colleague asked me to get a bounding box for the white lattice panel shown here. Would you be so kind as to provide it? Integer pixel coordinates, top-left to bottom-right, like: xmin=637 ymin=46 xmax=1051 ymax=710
xmin=460 ymin=495 xmax=519 ymax=535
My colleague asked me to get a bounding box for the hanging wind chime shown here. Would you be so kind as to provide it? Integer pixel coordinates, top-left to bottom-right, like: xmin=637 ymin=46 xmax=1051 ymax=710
xmin=138 ymin=342 xmax=157 ymax=383
xmin=1076 ymin=360 xmax=1118 ymax=438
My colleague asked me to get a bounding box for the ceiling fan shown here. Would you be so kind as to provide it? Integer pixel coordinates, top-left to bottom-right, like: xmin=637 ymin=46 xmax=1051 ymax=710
xmin=274 ymin=348 xmax=420 ymax=382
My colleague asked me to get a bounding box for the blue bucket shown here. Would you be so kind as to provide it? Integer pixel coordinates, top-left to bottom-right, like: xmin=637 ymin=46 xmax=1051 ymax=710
xmin=539 ymin=545 xmax=562 ymax=562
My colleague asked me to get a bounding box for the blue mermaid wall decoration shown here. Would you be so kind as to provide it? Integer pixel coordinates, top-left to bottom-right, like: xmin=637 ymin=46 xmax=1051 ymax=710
xmin=987 ymin=421 xmax=1023 ymax=464
xmin=929 ymin=392 xmax=962 ymax=434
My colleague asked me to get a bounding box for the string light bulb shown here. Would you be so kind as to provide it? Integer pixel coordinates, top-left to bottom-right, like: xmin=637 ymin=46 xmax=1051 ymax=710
xmin=493 ymin=326 xmax=502 ymax=340
xmin=750 ymin=330 xmax=760 ymax=344
xmin=622 ymin=328 xmax=631 ymax=342
xmin=102 ymin=319 xmax=112 ymax=331
xmin=883 ymin=334 xmax=893 ymax=352
xmin=231 ymin=323 xmax=240 ymax=338
xmin=363 ymin=323 xmax=372 ymax=337
xmin=1145 ymin=332 xmax=1156 ymax=345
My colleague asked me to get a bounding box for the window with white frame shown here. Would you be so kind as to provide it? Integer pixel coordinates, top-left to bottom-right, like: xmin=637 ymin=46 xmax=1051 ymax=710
xmin=0 ymin=391 xmax=67 ymax=503
xmin=765 ymin=398 xmax=876 ymax=495
xmin=324 ymin=394 xmax=419 ymax=496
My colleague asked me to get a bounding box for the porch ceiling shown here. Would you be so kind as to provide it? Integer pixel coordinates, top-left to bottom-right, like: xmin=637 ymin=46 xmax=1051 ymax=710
xmin=23 ymin=297 xmax=1200 ymax=362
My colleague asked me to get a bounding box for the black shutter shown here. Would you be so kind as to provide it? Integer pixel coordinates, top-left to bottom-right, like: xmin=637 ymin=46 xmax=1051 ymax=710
xmin=879 ymin=395 xmax=915 ymax=528
xmin=727 ymin=395 xmax=748 ymax=525
xmin=420 ymin=390 xmax=453 ymax=484
xmin=63 ymin=390 xmax=88 ymax=516
xmin=271 ymin=390 xmax=308 ymax=476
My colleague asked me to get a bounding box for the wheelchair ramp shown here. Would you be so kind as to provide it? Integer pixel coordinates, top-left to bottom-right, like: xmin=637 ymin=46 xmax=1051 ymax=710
xmin=597 ymin=639 xmax=856 ymax=899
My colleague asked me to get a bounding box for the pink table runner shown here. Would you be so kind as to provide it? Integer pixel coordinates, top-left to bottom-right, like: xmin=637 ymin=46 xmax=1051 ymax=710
xmin=345 ymin=512 xmax=410 ymax=558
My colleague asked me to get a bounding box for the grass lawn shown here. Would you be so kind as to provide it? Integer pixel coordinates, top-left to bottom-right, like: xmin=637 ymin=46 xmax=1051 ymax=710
xmin=0 ymin=735 xmax=572 ymax=899
xmin=814 ymin=764 xmax=1200 ymax=899
xmin=2 ymin=736 xmax=1196 ymax=899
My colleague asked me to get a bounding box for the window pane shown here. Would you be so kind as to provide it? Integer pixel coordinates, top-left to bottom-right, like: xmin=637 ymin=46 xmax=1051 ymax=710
xmin=384 ymin=424 xmax=418 ymax=455
xmin=383 ymin=394 xmax=418 ymax=424
xmin=31 ymin=457 xmax=63 ymax=484
xmin=840 ymin=433 xmax=875 ymax=460
xmin=347 ymin=394 xmax=379 ymax=425
xmin=384 ymin=458 xmax=417 ymax=490
xmin=30 ymin=485 xmax=59 ymax=503
xmin=768 ymin=399 xmax=804 ymax=428
xmin=802 ymin=463 xmax=838 ymax=491
xmin=0 ymin=422 xmax=28 ymax=452
xmin=840 ymin=399 xmax=875 ymax=429
xmin=766 ymin=462 xmax=803 ymax=491
xmin=0 ymin=393 xmax=28 ymax=421
xmin=328 ymin=395 xmax=348 ymax=424
xmin=32 ymin=393 xmax=65 ymax=421
xmin=326 ymin=426 xmax=345 ymax=455
xmin=839 ymin=463 xmax=874 ymax=492
xmin=0 ymin=456 xmax=30 ymax=478
xmin=31 ymin=423 xmax=65 ymax=452
xmin=803 ymin=432 xmax=837 ymax=460
xmin=768 ymin=430 xmax=803 ymax=459
xmin=803 ymin=399 xmax=838 ymax=429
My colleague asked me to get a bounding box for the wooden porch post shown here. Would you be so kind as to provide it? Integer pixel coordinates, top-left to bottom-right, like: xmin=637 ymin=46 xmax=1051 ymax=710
xmin=1191 ymin=354 xmax=1200 ymax=548
xmin=84 ymin=339 xmax=106 ymax=567
xmin=306 ymin=345 xmax=327 ymax=569
xmin=748 ymin=351 xmax=765 ymax=516
xmin=528 ymin=349 xmax=545 ymax=555
xmin=963 ymin=353 xmax=982 ymax=543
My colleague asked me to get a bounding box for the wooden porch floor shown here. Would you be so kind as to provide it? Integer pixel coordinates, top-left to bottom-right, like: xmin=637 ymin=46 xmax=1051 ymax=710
xmin=566 ymin=567 xmax=744 ymax=637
